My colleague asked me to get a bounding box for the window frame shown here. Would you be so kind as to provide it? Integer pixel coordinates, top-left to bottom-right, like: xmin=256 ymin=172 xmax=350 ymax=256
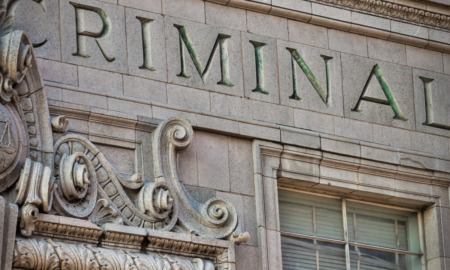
xmin=278 ymin=187 xmax=426 ymax=270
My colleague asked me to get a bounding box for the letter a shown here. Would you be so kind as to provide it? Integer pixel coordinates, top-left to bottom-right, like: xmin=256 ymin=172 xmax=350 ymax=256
xmin=352 ymin=64 xmax=407 ymax=121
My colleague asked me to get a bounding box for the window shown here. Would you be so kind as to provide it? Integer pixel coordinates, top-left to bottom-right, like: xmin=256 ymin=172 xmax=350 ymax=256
xmin=279 ymin=189 xmax=423 ymax=270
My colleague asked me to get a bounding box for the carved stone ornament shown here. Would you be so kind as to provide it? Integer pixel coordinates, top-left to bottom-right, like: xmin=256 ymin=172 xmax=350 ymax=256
xmin=0 ymin=1 xmax=248 ymax=268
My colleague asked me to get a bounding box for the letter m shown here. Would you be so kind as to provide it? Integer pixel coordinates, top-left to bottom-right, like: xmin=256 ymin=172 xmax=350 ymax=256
xmin=174 ymin=24 xmax=233 ymax=87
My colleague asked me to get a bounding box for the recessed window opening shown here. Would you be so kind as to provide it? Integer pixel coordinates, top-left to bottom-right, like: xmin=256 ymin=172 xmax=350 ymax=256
xmin=279 ymin=188 xmax=424 ymax=270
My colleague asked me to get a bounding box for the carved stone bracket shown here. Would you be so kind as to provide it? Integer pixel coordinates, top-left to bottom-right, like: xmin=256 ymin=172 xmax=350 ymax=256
xmin=0 ymin=0 xmax=248 ymax=249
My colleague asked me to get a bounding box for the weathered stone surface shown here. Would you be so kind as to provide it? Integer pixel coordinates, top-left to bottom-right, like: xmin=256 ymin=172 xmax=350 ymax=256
xmin=107 ymin=97 xmax=152 ymax=117
xmin=38 ymin=59 xmax=78 ymax=86
xmin=196 ymin=132 xmax=230 ymax=191
xmin=119 ymin=0 xmax=162 ymax=13
xmin=165 ymin=17 xmax=244 ymax=96
xmin=342 ymin=53 xmax=415 ymax=130
xmin=228 ymin=138 xmax=254 ymax=196
xmin=247 ymin=11 xmax=288 ymax=40
xmin=406 ymin=46 xmax=443 ymax=73
xmin=412 ymin=69 xmax=450 ymax=137
xmin=123 ymin=75 xmax=167 ymax=104
xmin=372 ymin=124 xmax=411 ymax=149
xmin=294 ymin=109 xmax=334 ymax=134
xmin=14 ymin=0 xmax=61 ymax=60
xmin=162 ymin=0 xmax=205 ymax=23
xmin=60 ymin=0 xmax=128 ymax=73
xmin=242 ymin=33 xmax=280 ymax=104
xmin=78 ymin=66 xmax=123 ymax=95
xmin=312 ymin=3 xmax=351 ymax=23
xmin=277 ymin=40 xmax=344 ymax=116
xmin=167 ymin=84 xmax=210 ymax=112
xmin=205 ymin=3 xmax=247 ymax=31
xmin=329 ymin=30 xmax=367 ymax=57
xmin=252 ymin=101 xmax=294 ymax=126
xmin=125 ymin=9 xmax=167 ymax=82
xmin=367 ymin=38 xmax=406 ymax=65
xmin=391 ymin=21 xmax=429 ymax=40
xmin=351 ymin=12 xmax=390 ymax=31
xmin=288 ymin=20 xmax=328 ymax=49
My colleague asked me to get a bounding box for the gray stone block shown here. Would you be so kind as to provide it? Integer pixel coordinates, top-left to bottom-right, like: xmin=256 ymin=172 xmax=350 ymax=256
xmin=205 ymin=2 xmax=247 ymax=31
xmin=367 ymin=38 xmax=406 ymax=65
xmin=277 ymin=40 xmax=344 ymax=116
xmin=162 ymin=0 xmax=205 ymax=23
xmin=107 ymin=97 xmax=152 ymax=117
xmin=341 ymin=53 xmax=415 ymax=130
xmin=351 ymin=12 xmax=390 ymax=31
xmin=235 ymin=245 xmax=261 ymax=269
xmin=38 ymin=59 xmax=78 ymax=86
xmin=123 ymin=75 xmax=167 ymax=104
xmin=406 ymin=46 xmax=443 ymax=73
xmin=294 ymin=109 xmax=335 ymax=135
xmin=178 ymin=133 xmax=199 ymax=186
xmin=247 ymin=11 xmax=288 ymax=40
xmin=444 ymin=54 xmax=450 ymax=75
xmin=14 ymin=0 xmax=61 ymax=60
xmin=334 ymin=117 xmax=373 ymax=142
xmin=229 ymin=137 xmax=254 ymax=196
xmin=125 ymin=8 xmax=167 ymax=82
xmin=328 ymin=29 xmax=367 ymax=57
xmin=412 ymin=69 xmax=450 ymax=137
xmin=60 ymin=0 xmax=128 ymax=73
xmin=312 ymin=3 xmax=351 ymax=23
xmin=252 ymin=101 xmax=294 ymax=126
xmin=391 ymin=21 xmax=428 ymax=40
xmin=78 ymin=66 xmax=123 ymax=95
xmin=62 ymin=89 xmax=107 ymax=109
xmin=241 ymin=33 xmax=280 ymax=104
xmin=196 ymin=131 xmax=230 ymax=191
xmin=288 ymin=20 xmax=328 ymax=49
xmin=119 ymin=0 xmax=162 ymax=13
xmin=272 ymin=0 xmax=311 ymax=14
xmin=165 ymin=16 xmax=244 ymax=96
xmin=411 ymin=132 xmax=450 ymax=157
xmin=167 ymin=84 xmax=210 ymax=112
xmin=372 ymin=124 xmax=411 ymax=149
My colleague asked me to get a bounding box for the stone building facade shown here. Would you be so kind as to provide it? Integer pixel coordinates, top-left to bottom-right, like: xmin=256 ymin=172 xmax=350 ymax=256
xmin=0 ymin=0 xmax=449 ymax=269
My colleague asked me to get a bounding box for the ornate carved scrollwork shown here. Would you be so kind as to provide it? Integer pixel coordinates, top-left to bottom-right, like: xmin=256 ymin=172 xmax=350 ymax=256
xmin=0 ymin=0 xmax=247 ymax=245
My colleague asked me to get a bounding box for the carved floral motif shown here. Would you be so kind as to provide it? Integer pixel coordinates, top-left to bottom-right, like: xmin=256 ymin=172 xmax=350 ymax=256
xmin=13 ymin=237 xmax=216 ymax=270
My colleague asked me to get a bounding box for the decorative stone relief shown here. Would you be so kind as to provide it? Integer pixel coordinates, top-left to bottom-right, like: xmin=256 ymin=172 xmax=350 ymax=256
xmin=0 ymin=0 xmax=248 ymax=244
xmin=13 ymin=237 xmax=216 ymax=270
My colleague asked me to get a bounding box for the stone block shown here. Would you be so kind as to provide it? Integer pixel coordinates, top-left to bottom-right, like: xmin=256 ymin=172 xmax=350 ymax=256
xmin=165 ymin=17 xmax=244 ymax=96
xmin=294 ymin=109 xmax=335 ymax=135
xmin=62 ymin=89 xmax=107 ymax=109
xmin=411 ymin=132 xmax=449 ymax=157
xmin=243 ymin=196 xmax=258 ymax=246
xmin=195 ymin=114 xmax=240 ymax=134
xmin=184 ymin=185 xmax=216 ymax=203
xmin=266 ymin=229 xmax=283 ymax=269
xmin=372 ymin=124 xmax=411 ymax=149
xmin=399 ymin=152 xmax=438 ymax=171
xmin=107 ymin=97 xmax=152 ymax=117
xmin=334 ymin=117 xmax=373 ymax=142
xmin=241 ymin=33 xmax=280 ymax=104
xmin=280 ymin=126 xmax=321 ymax=149
xmin=78 ymin=66 xmax=123 ymax=95
xmin=391 ymin=21 xmax=428 ymax=40
xmin=351 ymin=12 xmax=390 ymax=31
xmin=153 ymin=106 xmax=197 ymax=123
xmin=328 ymin=29 xmax=367 ymax=57
xmin=196 ymin=131 xmax=230 ymax=191
xmin=288 ymin=20 xmax=328 ymax=49
xmin=444 ymin=54 xmax=450 ymax=75
xmin=38 ymin=59 xmax=78 ymax=86
xmin=438 ymin=159 xmax=450 ymax=174
xmin=247 ymin=11 xmax=288 ymax=40
xmin=341 ymin=54 xmax=415 ymax=130
xmin=312 ymin=3 xmax=351 ymax=23
xmin=429 ymin=29 xmax=450 ymax=44
xmin=367 ymin=38 xmax=407 ymax=65
xmin=263 ymin=177 xmax=280 ymax=231
xmin=125 ymin=8 xmax=167 ymax=82
xmin=60 ymin=0 xmax=128 ymax=73
xmin=277 ymin=40 xmax=344 ymax=116
xmin=46 ymin=86 xmax=63 ymax=101
xmin=423 ymin=206 xmax=444 ymax=260
xmin=252 ymin=101 xmax=294 ymax=126
xmin=235 ymin=245 xmax=261 ymax=270
xmin=167 ymin=84 xmax=210 ymax=112
xmin=321 ymin=137 xmax=361 ymax=157
xmin=14 ymin=0 xmax=61 ymax=60
xmin=96 ymin=144 xmax=135 ymax=174
xmin=123 ymin=75 xmax=167 ymax=104
xmin=272 ymin=0 xmax=311 ymax=13
xmin=239 ymin=122 xmax=281 ymax=142
xmin=320 ymin=166 xmax=357 ymax=183
xmin=412 ymin=69 xmax=450 ymax=137
xmin=358 ymin=173 xmax=396 ymax=190
xmin=210 ymin=93 xmax=229 ymax=116
xmin=361 ymin=144 xmax=399 ymax=164
xmin=162 ymin=0 xmax=205 ymax=23
xmin=427 ymin=257 xmax=444 ymax=270
xmin=119 ymin=0 xmax=161 ymax=13
xmin=178 ymin=134 xmax=198 ymax=186
xmin=228 ymin=138 xmax=255 ymax=196
xmin=205 ymin=2 xmax=247 ymax=31
xmin=228 ymin=96 xmax=253 ymax=119
xmin=406 ymin=46 xmax=443 ymax=73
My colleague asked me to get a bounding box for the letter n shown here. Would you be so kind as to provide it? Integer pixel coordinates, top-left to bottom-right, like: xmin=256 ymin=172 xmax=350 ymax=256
xmin=175 ymin=24 xmax=233 ymax=87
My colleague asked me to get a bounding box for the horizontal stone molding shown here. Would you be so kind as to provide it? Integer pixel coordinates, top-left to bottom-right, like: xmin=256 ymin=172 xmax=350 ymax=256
xmin=206 ymin=0 xmax=450 ymax=54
